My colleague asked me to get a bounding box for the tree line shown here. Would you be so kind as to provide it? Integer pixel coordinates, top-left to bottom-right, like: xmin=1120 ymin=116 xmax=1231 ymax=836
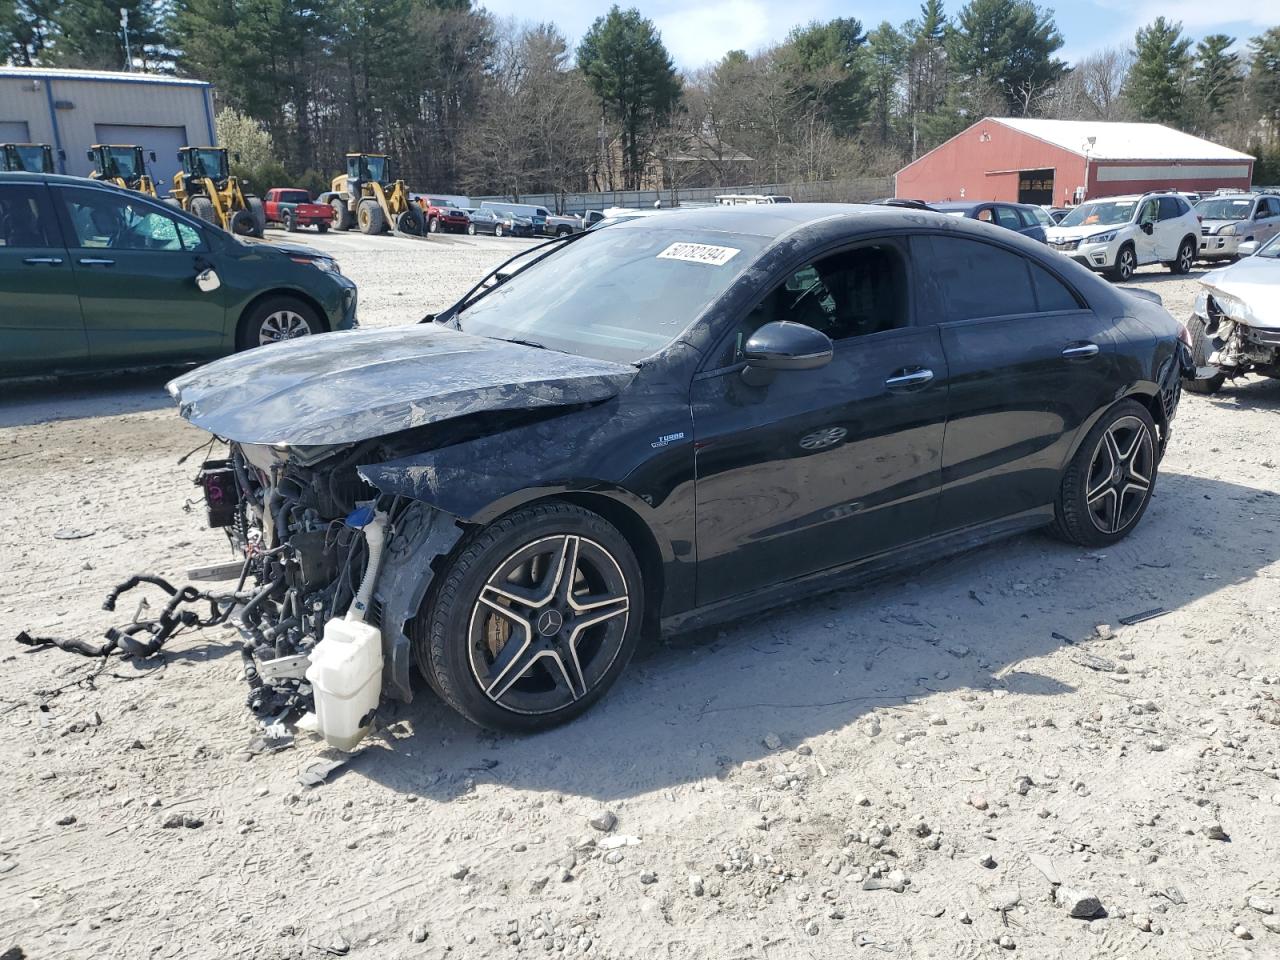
xmin=4 ymin=0 xmax=1279 ymax=198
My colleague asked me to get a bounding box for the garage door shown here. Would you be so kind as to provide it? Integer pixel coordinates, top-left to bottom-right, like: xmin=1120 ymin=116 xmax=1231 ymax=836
xmin=91 ymin=123 xmax=189 ymax=187
xmin=0 ymin=121 xmax=32 ymax=142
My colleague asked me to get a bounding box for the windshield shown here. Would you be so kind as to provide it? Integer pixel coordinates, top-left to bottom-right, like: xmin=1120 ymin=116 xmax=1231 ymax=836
xmin=362 ymin=156 xmax=388 ymax=182
xmin=1031 ymin=207 xmax=1054 ymax=227
xmin=1059 ymin=199 xmax=1136 ymax=228
xmin=13 ymin=145 xmax=49 ymax=172
xmin=1196 ymin=197 xmax=1253 ymax=220
xmin=457 ymin=225 xmax=768 ymax=362
xmin=189 ymin=148 xmax=227 ymax=179
xmin=1257 ymin=233 xmax=1280 ymax=259
xmin=106 ymin=147 xmax=141 ymax=179
xmin=279 ymin=190 xmax=310 ymax=204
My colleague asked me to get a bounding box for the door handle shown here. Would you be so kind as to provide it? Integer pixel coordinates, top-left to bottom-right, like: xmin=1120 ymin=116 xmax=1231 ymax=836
xmin=78 ymin=257 xmax=115 ymax=266
xmin=885 ymin=368 xmax=934 ymax=389
xmin=23 ymin=256 xmax=63 ymax=265
xmin=1061 ymin=342 xmax=1100 ymax=359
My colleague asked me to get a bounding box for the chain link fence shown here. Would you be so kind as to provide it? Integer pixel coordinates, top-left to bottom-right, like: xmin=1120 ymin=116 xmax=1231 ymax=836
xmin=473 ymin=177 xmax=895 ymax=213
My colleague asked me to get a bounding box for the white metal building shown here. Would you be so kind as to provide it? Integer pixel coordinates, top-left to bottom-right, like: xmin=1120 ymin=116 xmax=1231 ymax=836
xmin=0 ymin=66 xmax=216 ymax=183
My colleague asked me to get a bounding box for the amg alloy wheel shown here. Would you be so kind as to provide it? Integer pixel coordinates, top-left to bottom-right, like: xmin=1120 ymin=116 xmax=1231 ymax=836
xmin=415 ymin=502 xmax=644 ymax=731
xmin=1083 ymin=415 xmax=1154 ymax=535
xmin=1051 ymin=399 xmax=1158 ymax=547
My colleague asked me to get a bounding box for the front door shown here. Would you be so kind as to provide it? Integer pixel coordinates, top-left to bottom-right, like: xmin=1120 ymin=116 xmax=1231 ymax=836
xmin=914 ymin=234 xmax=1118 ymax=529
xmin=0 ymin=181 xmax=87 ymax=375
xmin=1133 ymin=197 xmax=1160 ymax=264
xmin=52 ymin=185 xmax=226 ymax=364
xmin=691 ymin=240 xmax=949 ymax=606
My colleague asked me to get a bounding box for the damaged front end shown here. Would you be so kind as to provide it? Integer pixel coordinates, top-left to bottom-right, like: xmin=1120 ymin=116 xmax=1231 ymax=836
xmin=1192 ymin=287 xmax=1280 ymax=382
xmin=194 ymin=440 xmax=464 ymax=748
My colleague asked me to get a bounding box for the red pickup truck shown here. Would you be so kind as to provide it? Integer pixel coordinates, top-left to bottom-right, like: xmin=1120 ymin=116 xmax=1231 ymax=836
xmin=264 ymin=188 xmax=332 ymax=232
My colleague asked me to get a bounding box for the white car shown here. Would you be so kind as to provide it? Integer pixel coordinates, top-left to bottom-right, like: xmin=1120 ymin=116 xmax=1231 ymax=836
xmin=1045 ymin=192 xmax=1200 ymax=282
xmin=1194 ymin=193 xmax=1280 ymax=262
xmin=1184 ymin=232 xmax=1280 ymax=394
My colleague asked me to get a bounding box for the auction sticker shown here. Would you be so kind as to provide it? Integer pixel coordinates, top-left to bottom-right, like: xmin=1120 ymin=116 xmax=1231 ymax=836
xmin=657 ymin=242 xmax=740 ymax=266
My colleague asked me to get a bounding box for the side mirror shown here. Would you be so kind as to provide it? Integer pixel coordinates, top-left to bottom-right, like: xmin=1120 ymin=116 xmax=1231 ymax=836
xmin=57 ymin=149 xmax=66 ymax=161
xmin=233 ymin=152 xmax=242 ymax=164
xmin=195 ymin=267 xmax=222 ymax=293
xmin=86 ymin=149 xmax=94 ymax=160
xmin=1140 ymin=222 xmax=1154 ymax=235
xmin=149 ymin=151 xmax=157 ymax=162
xmin=1237 ymin=240 xmax=1259 ymax=257
xmin=741 ymin=321 xmax=833 ymax=386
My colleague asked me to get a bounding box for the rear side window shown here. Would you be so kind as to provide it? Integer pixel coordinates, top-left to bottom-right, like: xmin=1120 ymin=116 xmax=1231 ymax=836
xmin=918 ymin=235 xmax=1037 ymax=321
xmin=1030 ymin=263 xmax=1081 ymax=312
xmin=1157 ymin=197 xmax=1184 ymax=220
xmin=0 ymin=183 xmax=61 ymax=248
xmin=995 ymin=206 xmax=1022 ymax=230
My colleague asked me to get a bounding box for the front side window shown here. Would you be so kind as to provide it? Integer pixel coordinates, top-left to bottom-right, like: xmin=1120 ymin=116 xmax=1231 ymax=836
xmin=995 ymin=207 xmax=1022 ymax=230
xmin=1138 ymin=199 xmax=1159 ymax=224
xmin=919 ymin=235 xmax=1037 ymax=321
xmin=0 ymin=183 xmax=60 ymax=248
xmin=60 ymin=188 xmax=195 ymax=251
xmin=717 ymin=243 xmax=908 ymax=365
xmin=1030 ymin=207 xmax=1055 ymax=228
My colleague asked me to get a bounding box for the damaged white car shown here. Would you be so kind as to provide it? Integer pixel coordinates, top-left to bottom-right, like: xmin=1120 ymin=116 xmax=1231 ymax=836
xmin=1184 ymin=233 xmax=1280 ymax=394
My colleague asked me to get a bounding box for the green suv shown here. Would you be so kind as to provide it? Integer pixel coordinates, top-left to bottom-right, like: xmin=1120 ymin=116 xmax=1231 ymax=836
xmin=0 ymin=172 xmax=357 ymax=377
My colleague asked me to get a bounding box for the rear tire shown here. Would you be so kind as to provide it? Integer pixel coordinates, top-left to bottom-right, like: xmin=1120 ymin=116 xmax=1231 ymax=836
xmin=1050 ymin=399 xmax=1158 ymax=547
xmin=190 ymin=196 xmax=218 ymax=227
xmin=246 ymin=196 xmax=266 ymax=238
xmin=331 ymin=198 xmax=354 ymax=231
xmin=235 ymin=296 xmax=326 ymax=351
xmin=494 ymin=223 xmax=505 ymax=238
xmin=466 ymin=222 xmax=476 ymax=236
xmin=357 ymin=199 xmax=385 ymax=235
xmin=1168 ymin=237 xmax=1194 ymax=274
xmin=316 ymin=222 xmax=329 ymax=233
xmin=414 ymin=502 xmax=644 ymax=733
xmin=283 ymin=210 xmax=297 ymax=232
xmin=229 ymin=209 xmax=257 ymax=236
xmin=396 ymin=209 xmax=423 ymax=235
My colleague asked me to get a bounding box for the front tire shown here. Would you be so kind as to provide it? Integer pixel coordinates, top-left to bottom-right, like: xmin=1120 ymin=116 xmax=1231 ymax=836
xmin=357 ymin=199 xmax=386 ymax=234
xmin=1051 ymin=400 xmax=1158 ymax=547
xmin=235 ymin=296 xmax=325 ymax=351
xmin=1183 ymin=314 xmax=1226 ymax=394
xmin=414 ymin=502 xmax=644 ymax=732
xmin=246 ymin=196 xmax=266 ymax=238
xmin=1110 ymin=245 xmax=1136 ymax=282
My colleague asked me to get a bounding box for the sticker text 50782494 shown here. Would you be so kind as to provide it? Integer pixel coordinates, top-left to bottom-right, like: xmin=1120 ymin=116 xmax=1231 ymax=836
xmin=657 ymin=242 xmax=741 ymax=267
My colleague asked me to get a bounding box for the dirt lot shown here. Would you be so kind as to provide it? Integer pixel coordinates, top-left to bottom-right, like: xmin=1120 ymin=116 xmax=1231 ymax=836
xmin=3 ymin=234 xmax=1278 ymax=960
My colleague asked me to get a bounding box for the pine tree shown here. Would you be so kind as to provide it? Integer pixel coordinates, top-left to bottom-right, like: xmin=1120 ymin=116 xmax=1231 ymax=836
xmin=1192 ymin=34 xmax=1241 ymax=119
xmin=949 ymin=0 xmax=1066 ymax=115
xmin=1126 ymin=17 xmax=1192 ymax=126
xmin=867 ymin=22 xmax=906 ymax=146
xmin=52 ymin=0 xmax=170 ymax=71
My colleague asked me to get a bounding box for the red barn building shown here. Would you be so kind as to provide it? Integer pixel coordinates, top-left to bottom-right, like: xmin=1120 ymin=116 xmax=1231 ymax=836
xmin=895 ymin=117 xmax=1254 ymax=207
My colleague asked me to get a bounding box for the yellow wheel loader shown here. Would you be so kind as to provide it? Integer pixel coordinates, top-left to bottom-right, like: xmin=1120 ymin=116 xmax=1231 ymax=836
xmin=87 ymin=144 xmax=159 ymax=197
xmin=168 ymin=146 xmax=265 ymax=238
xmin=1 ymin=142 xmax=62 ymax=173
xmin=319 ymin=153 xmax=424 ymax=235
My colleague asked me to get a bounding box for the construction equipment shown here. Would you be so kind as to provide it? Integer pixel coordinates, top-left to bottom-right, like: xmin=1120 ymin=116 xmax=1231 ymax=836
xmin=87 ymin=144 xmax=159 ymax=197
xmin=319 ymin=153 xmax=423 ymax=235
xmin=1 ymin=143 xmax=61 ymax=173
xmin=168 ymin=146 xmax=265 ymax=238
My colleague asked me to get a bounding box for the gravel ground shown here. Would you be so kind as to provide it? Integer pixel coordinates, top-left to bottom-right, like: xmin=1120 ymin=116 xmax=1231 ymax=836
xmin=3 ymin=235 xmax=1279 ymax=960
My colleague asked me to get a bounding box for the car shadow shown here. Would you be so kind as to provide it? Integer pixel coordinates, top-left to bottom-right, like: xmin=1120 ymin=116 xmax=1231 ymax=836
xmin=351 ymin=468 xmax=1276 ymax=803
xmin=0 ymin=367 xmax=182 ymax=429
xmin=1199 ymin=375 xmax=1280 ymax=411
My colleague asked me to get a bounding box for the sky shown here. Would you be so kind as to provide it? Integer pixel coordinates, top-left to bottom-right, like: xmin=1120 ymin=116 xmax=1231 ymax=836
xmin=480 ymin=0 xmax=1278 ymax=70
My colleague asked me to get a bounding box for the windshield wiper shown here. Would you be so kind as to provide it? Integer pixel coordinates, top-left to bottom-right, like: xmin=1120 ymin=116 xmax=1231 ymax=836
xmin=497 ymin=337 xmax=546 ymax=350
xmin=427 ymin=230 xmax=589 ymax=328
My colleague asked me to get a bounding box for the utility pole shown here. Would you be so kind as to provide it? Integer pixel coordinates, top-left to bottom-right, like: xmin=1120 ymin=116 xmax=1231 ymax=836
xmin=120 ymin=8 xmax=132 ymax=72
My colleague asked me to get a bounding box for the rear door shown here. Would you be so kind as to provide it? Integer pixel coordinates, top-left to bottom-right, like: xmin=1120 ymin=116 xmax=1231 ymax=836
xmin=1155 ymin=196 xmax=1189 ymax=260
xmin=1254 ymin=197 xmax=1280 ymax=246
xmin=52 ymin=184 xmax=227 ymax=364
xmin=918 ymin=234 xmax=1118 ymax=529
xmin=0 ymin=181 xmax=87 ymax=375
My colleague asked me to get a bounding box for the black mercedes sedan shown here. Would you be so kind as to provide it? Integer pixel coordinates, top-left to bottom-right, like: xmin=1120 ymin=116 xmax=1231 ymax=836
xmin=168 ymin=204 xmax=1190 ymax=742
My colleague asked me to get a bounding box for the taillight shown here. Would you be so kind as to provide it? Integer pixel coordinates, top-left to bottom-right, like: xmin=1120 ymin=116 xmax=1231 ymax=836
xmin=1177 ymin=320 xmax=1193 ymax=349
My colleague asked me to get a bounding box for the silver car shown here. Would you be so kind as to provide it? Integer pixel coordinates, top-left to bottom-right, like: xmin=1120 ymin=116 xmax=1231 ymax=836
xmin=1194 ymin=193 xmax=1280 ymax=262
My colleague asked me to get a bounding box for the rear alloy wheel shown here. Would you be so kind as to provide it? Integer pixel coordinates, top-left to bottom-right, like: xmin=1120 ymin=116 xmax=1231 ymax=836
xmin=1169 ymin=238 xmax=1194 ymax=274
xmin=1111 ymin=246 xmax=1136 ymax=282
xmin=236 ymin=296 xmax=324 ymax=351
xmin=1051 ymin=400 xmax=1157 ymax=547
xmin=415 ymin=502 xmax=644 ymax=732
xmin=466 ymin=222 xmax=476 ymax=236
xmin=494 ymin=223 xmax=505 ymax=238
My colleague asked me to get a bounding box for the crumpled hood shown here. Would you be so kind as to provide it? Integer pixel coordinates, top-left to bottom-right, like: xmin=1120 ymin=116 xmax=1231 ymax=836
xmin=1201 ymin=255 xmax=1280 ymax=329
xmin=167 ymin=324 xmax=638 ymax=445
xmin=1047 ymin=224 xmax=1120 ymax=243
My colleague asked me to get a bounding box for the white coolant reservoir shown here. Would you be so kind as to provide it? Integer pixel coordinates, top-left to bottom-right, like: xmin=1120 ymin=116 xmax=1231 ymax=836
xmin=305 ymin=617 xmax=383 ymax=751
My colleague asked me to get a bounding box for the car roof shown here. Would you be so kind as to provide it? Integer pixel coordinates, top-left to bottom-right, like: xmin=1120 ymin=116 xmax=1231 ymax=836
xmin=0 ymin=170 xmax=121 ymax=188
